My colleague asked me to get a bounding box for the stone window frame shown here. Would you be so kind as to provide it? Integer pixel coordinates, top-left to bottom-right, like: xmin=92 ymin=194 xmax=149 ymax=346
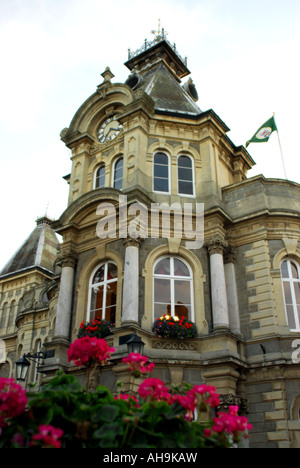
xmin=87 ymin=261 xmax=118 ymax=323
xmin=153 ymin=151 xmax=171 ymax=195
xmin=112 ymin=156 xmax=124 ymax=190
xmin=73 ymin=248 xmax=123 ymax=340
xmin=153 ymin=255 xmax=195 ymax=323
xmin=280 ymin=258 xmax=300 ymax=332
xmin=177 ymin=154 xmax=195 ymax=197
xmin=94 ymin=164 xmax=106 ymax=189
xmin=272 ymin=244 xmax=300 ymax=334
xmin=142 ymin=242 xmax=207 ymax=334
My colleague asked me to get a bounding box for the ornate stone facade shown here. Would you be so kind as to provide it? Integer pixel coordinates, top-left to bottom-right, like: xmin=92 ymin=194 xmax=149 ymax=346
xmin=0 ymin=34 xmax=300 ymax=448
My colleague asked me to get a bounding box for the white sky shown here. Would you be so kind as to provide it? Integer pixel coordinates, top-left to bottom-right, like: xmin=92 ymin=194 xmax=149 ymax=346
xmin=0 ymin=0 xmax=300 ymax=269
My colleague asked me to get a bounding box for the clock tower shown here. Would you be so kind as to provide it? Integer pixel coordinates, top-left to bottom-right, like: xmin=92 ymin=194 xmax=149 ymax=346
xmin=1 ymin=28 xmax=300 ymax=448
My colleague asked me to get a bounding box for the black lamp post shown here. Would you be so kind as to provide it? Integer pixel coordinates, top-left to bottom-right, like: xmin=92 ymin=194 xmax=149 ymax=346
xmin=15 ymin=350 xmax=55 ymax=382
xmin=15 ymin=355 xmax=31 ymax=382
xmin=126 ymin=332 xmax=145 ymax=355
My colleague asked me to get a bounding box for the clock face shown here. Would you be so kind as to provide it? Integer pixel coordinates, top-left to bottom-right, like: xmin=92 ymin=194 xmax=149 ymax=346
xmin=97 ymin=116 xmax=122 ymax=143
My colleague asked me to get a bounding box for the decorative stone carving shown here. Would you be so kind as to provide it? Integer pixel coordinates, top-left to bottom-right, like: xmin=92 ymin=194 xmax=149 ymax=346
xmin=152 ymin=340 xmax=199 ymax=351
xmin=57 ymin=249 xmax=78 ymax=269
xmin=224 ymin=245 xmax=236 ymax=264
xmin=218 ymin=394 xmax=242 ymax=411
xmin=206 ymin=236 xmax=228 ymax=256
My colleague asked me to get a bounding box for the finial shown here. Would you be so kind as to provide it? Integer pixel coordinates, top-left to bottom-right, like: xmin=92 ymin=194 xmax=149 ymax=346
xmin=100 ymin=67 xmax=115 ymax=84
xmin=151 ymin=19 xmax=167 ymax=42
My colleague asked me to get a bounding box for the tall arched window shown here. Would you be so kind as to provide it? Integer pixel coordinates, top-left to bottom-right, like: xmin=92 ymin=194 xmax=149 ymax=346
xmin=153 ymin=256 xmax=194 ymax=321
xmin=281 ymin=258 xmax=300 ymax=331
xmin=113 ymin=157 xmax=123 ymax=190
xmin=88 ymin=262 xmax=118 ymax=323
xmin=177 ymin=155 xmax=194 ymax=196
xmin=94 ymin=165 xmax=105 ymax=189
xmin=153 ymin=152 xmax=170 ymax=193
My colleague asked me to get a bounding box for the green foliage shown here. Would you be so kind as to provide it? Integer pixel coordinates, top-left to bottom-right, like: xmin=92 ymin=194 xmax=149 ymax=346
xmin=0 ymin=370 xmax=232 ymax=448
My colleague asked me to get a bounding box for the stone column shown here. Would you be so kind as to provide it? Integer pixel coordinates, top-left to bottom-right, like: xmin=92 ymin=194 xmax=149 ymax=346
xmin=224 ymin=246 xmax=241 ymax=335
xmin=122 ymin=238 xmax=141 ymax=325
xmin=206 ymin=237 xmax=230 ymax=330
xmin=54 ymin=249 xmax=77 ymax=341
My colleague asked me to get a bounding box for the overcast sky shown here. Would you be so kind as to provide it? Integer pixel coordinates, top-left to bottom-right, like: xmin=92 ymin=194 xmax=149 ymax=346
xmin=0 ymin=0 xmax=299 ymax=270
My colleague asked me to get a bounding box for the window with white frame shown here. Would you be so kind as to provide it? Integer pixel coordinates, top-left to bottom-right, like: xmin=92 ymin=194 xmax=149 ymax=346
xmin=94 ymin=165 xmax=105 ymax=189
xmin=153 ymin=152 xmax=170 ymax=193
xmin=153 ymin=256 xmax=194 ymax=321
xmin=88 ymin=262 xmax=118 ymax=323
xmin=281 ymin=258 xmax=300 ymax=331
xmin=177 ymin=155 xmax=194 ymax=196
xmin=113 ymin=157 xmax=123 ymax=190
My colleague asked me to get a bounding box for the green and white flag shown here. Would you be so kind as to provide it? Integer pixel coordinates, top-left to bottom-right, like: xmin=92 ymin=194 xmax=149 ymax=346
xmin=246 ymin=116 xmax=278 ymax=148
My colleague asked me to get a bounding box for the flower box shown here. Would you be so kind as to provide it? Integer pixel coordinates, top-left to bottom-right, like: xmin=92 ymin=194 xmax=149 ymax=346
xmin=77 ymin=318 xmax=114 ymax=340
xmin=152 ymin=315 xmax=198 ymax=340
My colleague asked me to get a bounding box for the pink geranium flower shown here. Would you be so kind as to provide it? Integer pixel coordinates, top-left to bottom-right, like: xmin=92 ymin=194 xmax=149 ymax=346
xmin=122 ymin=353 xmax=155 ymax=377
xmin=67 ymin=336 xmax=115 ymax=368
xmin=138 ymin=377 xmax=171 ymax=401
xmin=0 ymin=378 xmax=28 ymax=428
xmin=31 ymin=425 xmax=64 ymax=448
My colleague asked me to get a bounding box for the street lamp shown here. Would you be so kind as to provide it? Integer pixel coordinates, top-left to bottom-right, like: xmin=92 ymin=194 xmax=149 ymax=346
xmin=15 ymin=350 xmax=55 ymax=382
xmin=15 ymin=355 xmax=31 ymax=382
xmin=126 ymin=332 xmax=145 ymax=355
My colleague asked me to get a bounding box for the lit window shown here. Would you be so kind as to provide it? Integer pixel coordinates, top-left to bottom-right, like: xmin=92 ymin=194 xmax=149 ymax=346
xmin=153 ymin=256 xmax=194 ymax=321
xmin=95 ymin=165 xmax=105 ymax=189
xmin=153 ymin=152 xmax=170 ymax=193
xmin=281 ymin=258 xmax=300 ymax=331
xmin=113 ymin=158 xmax=123 ymax=190
xmin=178 ymin=155 xmax=194 ymax=196
xmin=88 ymin=262 xmax=118 ymax=323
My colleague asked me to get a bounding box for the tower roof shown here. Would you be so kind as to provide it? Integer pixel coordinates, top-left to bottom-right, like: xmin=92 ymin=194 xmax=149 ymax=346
xmin=0 ymin=217 xmax=59 ymax=279
xmin=125 ymin=34 xmax=202 ymax=117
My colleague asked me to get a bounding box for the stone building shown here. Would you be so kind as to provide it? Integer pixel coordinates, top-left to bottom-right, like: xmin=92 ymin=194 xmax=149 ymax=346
xmin=0 ymin=31 xmax=300 ymax=448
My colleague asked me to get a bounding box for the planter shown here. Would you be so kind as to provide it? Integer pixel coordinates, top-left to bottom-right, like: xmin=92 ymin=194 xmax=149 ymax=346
xmin=77 ymin=318 xmax=114 ymax=339
xmin=152 ymin=315 xmax=198 ymax=340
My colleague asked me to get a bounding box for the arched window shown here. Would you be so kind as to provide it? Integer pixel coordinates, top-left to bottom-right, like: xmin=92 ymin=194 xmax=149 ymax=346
xmin=153 ymin=152 xmax=170 ymax=193
xmin=153 ymin=256 xmax=194 ymax=321
xmin=177 ymin=155 xmax=194 ymax=196
xmin=281 ymin=258 xmax=300 ymax=331
xmin=88 ymin=262 xmax=118 ymax=323
xmin=94 ymin=165 xmax=105 ymax=189
xmin=113 ymin=157 xmax=123 ymax=190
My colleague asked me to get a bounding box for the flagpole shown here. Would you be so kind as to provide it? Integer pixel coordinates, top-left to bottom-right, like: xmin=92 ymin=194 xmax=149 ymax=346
xmin=273 ymin=113 xmax=288 ymax=180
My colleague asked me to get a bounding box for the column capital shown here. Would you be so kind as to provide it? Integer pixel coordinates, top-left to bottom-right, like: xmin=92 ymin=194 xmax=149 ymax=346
xmin=224 ymin=245 xmax=236 ymax=264
xmin=57 ymin=248 xmax=78 ymax=268
xmin=206 ymin=236 xmax=228 ymax=256
xmin=123 ymin=237 xmax=143 ymax=248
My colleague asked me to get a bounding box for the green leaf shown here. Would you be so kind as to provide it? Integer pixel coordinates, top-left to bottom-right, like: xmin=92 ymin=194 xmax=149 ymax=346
xmin=91 ymin=404 xmax=120 ymax=423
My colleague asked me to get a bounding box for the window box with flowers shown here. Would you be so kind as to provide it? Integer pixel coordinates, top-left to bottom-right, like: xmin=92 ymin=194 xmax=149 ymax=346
xmin=152 ymin=315 xmax=198 ymax=340
xmin=77 ymin=318 xmax=115 ymax=340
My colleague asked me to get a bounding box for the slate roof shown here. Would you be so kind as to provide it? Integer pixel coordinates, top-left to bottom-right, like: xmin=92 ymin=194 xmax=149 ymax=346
xmin=0 ymin=217 xmax=59 ymax=279
xmin=125 ymin=38 xmax=202 ymax=117
xmin=139 ymin=62 xmax=202 ymax=116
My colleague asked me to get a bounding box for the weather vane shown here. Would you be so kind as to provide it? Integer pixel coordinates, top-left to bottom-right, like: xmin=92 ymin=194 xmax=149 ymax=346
xmin=151 ymin=19 xmax=167 ymax=42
